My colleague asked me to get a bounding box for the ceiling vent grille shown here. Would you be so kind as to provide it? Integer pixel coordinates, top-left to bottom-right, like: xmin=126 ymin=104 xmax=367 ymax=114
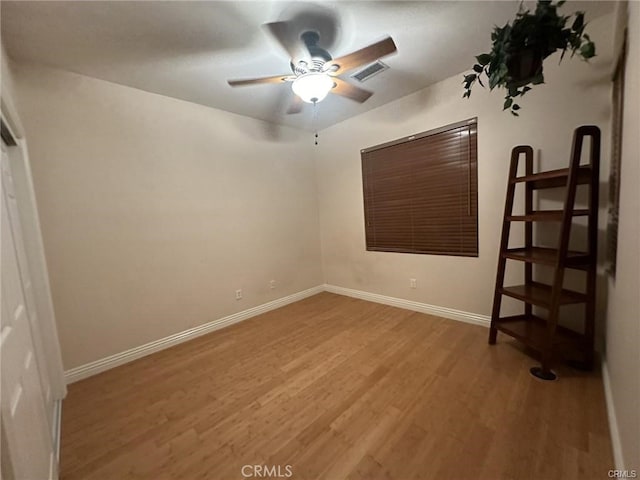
xmin=351 ymin=61 xmax=389 ymax=83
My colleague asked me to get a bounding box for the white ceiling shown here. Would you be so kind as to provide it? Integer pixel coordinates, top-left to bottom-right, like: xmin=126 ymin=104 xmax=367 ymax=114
xmin=1 ymin=1 xmax=615 ymax=131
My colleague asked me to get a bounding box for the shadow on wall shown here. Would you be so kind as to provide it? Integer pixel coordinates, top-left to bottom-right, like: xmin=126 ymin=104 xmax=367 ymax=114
xmin=228 ymin=107 xmax=306 ymax=144
xmin=573 ymin=56 xmax=614 ymax=89
xmin=534 ymin=217 xmax=610 ymax=352
xmin=361 ymin=73 xmax=436 ymax=125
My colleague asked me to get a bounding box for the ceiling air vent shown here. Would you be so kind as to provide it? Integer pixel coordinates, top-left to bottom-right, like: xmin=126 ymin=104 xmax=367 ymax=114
xmin=351 ymin=61 xmax=389 ymax=83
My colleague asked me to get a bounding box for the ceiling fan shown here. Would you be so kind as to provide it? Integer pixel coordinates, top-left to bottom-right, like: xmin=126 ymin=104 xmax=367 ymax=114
xmin=227 ymin=22 xmax=397 ymax=114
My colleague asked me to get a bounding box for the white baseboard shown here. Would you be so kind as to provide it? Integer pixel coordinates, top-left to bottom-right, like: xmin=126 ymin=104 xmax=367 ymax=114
xmin=53 ymin=399 xmax=62 ymax=462
xmin=65 ymin=282 xmax=626 ymax=468
xmin=64 ymin=285 xmax=324 ymax=384
xmin=602 ymin=357 xmax=625 ymax=470
xmin=324 ymin=284 xmax=491 ymax=328
xmin=65 ymin=284 xmax=490 ymax=384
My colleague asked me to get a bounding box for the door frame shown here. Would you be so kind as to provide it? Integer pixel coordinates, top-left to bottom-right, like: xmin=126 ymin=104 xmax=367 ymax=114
xmin=1 ymin=101 xmax=66 ymax=429
xmin=2 ymin=142 xmax=57 ymax=479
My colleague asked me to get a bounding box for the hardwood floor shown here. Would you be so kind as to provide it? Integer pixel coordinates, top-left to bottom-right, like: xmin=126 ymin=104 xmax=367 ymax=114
xmin=61 ymin=293 xmax=613 ymax=480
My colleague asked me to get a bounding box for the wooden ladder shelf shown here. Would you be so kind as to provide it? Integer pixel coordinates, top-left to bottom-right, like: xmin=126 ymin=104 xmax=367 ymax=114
xmin=489 ymin=126 xmax=600 ymax=380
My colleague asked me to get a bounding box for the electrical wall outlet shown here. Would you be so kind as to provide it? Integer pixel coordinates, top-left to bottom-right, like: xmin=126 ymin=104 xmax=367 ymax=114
xmin=235 ymin=289 xmax=243 ymax=300
xmin=410 ymin=278 xmax=417 ymax=289
xmin=269 ymin=280 xmax=276 ymax=289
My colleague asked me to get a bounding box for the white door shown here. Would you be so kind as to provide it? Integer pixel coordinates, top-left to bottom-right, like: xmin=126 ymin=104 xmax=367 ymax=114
xmin=1 ymin=145 xmax=55 ymax=429
xmin=1 ymin=144 xmax=56 ymax=479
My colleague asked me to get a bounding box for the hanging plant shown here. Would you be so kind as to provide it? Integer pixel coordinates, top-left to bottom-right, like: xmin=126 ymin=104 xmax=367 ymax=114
xmin=462 ymin=0 xmax=596 ymax=115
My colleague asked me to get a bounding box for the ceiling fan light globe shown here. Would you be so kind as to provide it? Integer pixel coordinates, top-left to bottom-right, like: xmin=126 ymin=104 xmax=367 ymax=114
xmin=291 ymin=73 xmax=334 ymax=104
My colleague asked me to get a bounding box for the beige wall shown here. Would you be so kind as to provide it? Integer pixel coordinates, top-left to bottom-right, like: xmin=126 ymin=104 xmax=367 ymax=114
xmin=6 ymin=5 xmax=636 ymax=468
xmin=605 ymin=2 xmax=640 ymax=471
xmin=2 ymin=44 xmax=17 ymax=98
xmin=12 ymin=64 xmax=323 ymax=370
xmin=314 ymin=12 xmax=614 ymax=319
xmin=1 ymin=43 xmax=24 ymax=136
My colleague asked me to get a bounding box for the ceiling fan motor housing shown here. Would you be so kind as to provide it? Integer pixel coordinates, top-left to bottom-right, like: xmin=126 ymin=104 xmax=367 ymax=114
xmin=291 ymin=57 xmax=329 ymax=75
xmin=290 ymin=31 xmax=332 ymax=75
xmin=302 ymin=30 xmax=331 ymax=62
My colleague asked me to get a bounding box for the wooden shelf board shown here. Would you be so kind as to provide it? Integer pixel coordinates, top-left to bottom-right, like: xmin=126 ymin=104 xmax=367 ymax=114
xmin=494 ymin=314 xmax=585 ymax=353
xmin=500 ymin=281 xmax=587 ymax=307
xmin=507 ymin=209 xmax=590 ymax=221
xmin=511 ymin=166 xmax=592 ymax=189
xmin=503 ymin=247 xmax=590 ymax=269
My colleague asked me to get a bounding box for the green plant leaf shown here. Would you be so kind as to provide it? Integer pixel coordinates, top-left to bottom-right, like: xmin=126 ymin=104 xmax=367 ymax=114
xmin=511 ymin=110 xmax=520 ymax=117
xmin=512 ymin=104 xmax=521 ymax=110
xmin=464 ymin=0 xmax=596 ymax=115
xmin=463 ymin=90 xmax=471 ymax=98
xmin=477 ymin=76 xmax=485 ymax=88
xmin=503 ymin=97 xmax=513 ymax=110
xmin=572 ymin=12 xmax=584 ymax=31
xmin=488 ymin=63 xmax=508 ymax=90
xmin=476 ymin=54 xmax=492 ymax=66
xmin=580 ymin=41 xmax=596 ymax=59
xmin=489 ymin=71 xmax=500 ymax=90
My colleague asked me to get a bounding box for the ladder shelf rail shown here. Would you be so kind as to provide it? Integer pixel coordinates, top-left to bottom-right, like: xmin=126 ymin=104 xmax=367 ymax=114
xmin=488 ymin=126 xmax=600 ymax=380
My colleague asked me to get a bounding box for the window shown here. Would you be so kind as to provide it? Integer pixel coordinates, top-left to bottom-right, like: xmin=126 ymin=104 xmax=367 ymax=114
xmin=361 ymin=118 xmax=478 ymax=256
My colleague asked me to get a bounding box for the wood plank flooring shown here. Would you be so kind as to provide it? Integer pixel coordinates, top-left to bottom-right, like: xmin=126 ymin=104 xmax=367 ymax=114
xmin=61 ymin=293 xmax=613 ymax=480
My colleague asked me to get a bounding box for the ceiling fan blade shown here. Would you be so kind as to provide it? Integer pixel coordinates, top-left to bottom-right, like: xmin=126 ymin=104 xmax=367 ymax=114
xmin=263 ymin=21 xmax=309 ymax=63
xmin=286 ymin=94 xmax=303 ymax=114
xmin=227 ymin=75 xmax=293 ymax=87
xmin=327 ymin=37 xmax=397 ymax=74
xmin=331 ymin=78 xmax=373 ymax=103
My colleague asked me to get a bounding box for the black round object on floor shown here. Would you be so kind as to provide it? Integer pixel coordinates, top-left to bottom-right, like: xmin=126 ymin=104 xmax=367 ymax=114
xmin=530 ymin=366 xmax=557 ymax=381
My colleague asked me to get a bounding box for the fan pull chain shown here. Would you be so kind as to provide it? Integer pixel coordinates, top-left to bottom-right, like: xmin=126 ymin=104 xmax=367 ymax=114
xmin=312 ymin=100 xmax=319 ymax=146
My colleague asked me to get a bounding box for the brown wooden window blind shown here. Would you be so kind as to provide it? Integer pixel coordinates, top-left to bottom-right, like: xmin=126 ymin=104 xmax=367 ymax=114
xmin=361 ymin=118 xmax=478 ymax=256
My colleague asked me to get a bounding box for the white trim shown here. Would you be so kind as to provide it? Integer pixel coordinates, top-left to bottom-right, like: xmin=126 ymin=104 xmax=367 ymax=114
xmin=324 ymin=284 xmax=491 ymax=328
xmin=49 ymin=452 xmax=55 ymax=480
xmin=64 ymin=286 xmax=324 ymax=384
xmin=602 ymin=357 xmax=625 ymax=470
xmin=65 ymin=284 xmax=491 ymax=384
xmin=52 ymin=400 xmax=62 ymax=462
xmin=62 ymin=282 xmax=627 ymax=470
xmin=1 ymin=92 xmax=25 ymax=140
xmin=1 ymin=111 xmax=67 ymax=401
